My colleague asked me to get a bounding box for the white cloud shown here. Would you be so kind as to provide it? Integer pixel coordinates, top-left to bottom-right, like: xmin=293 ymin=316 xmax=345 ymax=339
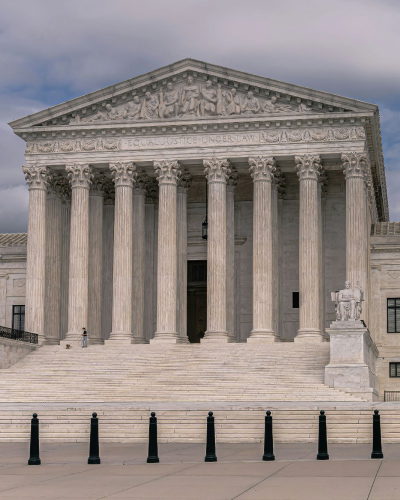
xmin=0 ymin=0 xmax=399 ymax=230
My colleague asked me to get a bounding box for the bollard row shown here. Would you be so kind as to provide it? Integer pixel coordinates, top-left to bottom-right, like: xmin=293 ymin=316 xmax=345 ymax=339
xmin=27 ymin=409 xmax=384 ymax=465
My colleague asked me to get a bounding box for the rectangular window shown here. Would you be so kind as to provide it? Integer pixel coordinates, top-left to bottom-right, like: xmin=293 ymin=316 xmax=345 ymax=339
xmin=387 ymin=299 xmax=400 ymax=333
xmin=389 ymin=362 xmax=400 ymax=377
xmin=12 ymin=305 xmax=25 ymax=331
xmin=292 ymin=292 xmax=299 ymax=309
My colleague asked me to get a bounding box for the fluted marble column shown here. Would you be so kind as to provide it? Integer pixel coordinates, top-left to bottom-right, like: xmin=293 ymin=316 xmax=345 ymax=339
xmin=226 ymin=169 xmax=238 ymax=342
xmin=108 ymin=162 xmax=136 ymax=343
xmin=248 ymin=157 xmax=277 ymax=342
xmin=271 ymin=170 xmax=281 ymax=339
xmin=177 ymin=171 xmax=192 ymax=343
xmin=203 ymin=158 xmax=230 ymax=342
xmin=295 ymin=154 xmax=323 ymax=342
xmin=88 ymin=174 xmax=105 ymax=344
xmin=342 ymin=152 xmax=370 ymax=323
xmin=44 ymin=176 xmax=65 ymax=344
xmin=22 ymin=165 xmax=51 ymax=341
xmin=60 ymin=196 xmax=71 ymax=339
xmin=64 ymin=164 xmax=93 ymax=342
xmin=152 ymin=160 xmax=181 ymax=343
xmin=101 ymin=179 xmax=115 ymax=341
xmin=132 ymin=174 xmax=147 ymax=343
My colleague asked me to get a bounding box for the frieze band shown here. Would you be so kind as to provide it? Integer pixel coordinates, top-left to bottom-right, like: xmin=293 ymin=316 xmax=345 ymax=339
xmin=25 ymin=126 xmax=366 ymax=155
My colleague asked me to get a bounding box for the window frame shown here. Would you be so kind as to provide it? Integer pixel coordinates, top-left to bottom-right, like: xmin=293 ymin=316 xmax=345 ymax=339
xmin=389 ymin=362 xmax=400 ymax=378
xmin=12 ymin=305 xmax=25 ymax=331
xmin=387 ymin=298 xmax=400 ymax=333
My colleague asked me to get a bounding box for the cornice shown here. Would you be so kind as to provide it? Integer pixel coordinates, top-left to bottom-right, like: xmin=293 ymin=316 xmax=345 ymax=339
xmin=9 ymin=59 xmax=377 ymax=129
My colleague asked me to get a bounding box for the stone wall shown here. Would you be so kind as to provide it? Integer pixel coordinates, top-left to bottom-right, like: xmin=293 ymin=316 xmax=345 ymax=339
xmin=0 ymin=337 xmax=37 ymax=369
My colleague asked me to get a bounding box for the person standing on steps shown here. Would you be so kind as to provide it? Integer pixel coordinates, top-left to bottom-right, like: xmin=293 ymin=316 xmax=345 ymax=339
xmin=82 ymin=327 xmax=88 ymax=348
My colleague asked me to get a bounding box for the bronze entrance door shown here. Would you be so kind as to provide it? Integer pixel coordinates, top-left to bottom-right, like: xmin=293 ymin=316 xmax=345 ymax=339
xmin=187 ymin=261 xmax=207 ymax=343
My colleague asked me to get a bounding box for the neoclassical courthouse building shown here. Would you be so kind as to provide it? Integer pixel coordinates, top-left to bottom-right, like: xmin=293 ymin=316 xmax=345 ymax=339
xmin=2 ymin=59 xmax=400 ymax=413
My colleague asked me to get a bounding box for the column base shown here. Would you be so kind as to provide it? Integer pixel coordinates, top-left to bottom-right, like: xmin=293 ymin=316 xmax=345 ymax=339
xmin=177 ymin=336 xmax=190 ymax=344
xmin=105 ymin=332 xmax=134 ymax=344
xmin=201 ymin=331 xmax=229 ymax=343
xmin=295 ymin=329 xmax=323 ymax=343
xmin=247 ymin=329 xmax=277 ymax=343
xmin=150 ymin=332 xmax=178 ymax=344
xmin=132 ymin=336 xmax=148 ymax=344
xmin=44 ymin=338 xmax=60 ymax=345
xmin=89 ymin=338 xmax=104 ymax=345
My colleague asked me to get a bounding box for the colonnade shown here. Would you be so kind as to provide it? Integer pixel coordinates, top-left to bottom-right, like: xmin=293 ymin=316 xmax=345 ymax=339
xmin=22 ymin=151 xmax=371 ymax=344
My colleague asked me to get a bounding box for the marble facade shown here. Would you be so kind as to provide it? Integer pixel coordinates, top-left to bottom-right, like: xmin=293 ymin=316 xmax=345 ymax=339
xmin=5 ymin=60 xmax=399 ymax=398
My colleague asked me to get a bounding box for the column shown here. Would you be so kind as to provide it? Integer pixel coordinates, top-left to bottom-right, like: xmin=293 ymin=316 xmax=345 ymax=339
xmin=108 ymin=162 xmax=136 ymax=343
xmin=248 ymin=156 xmax=277 ymax=342
xmin=342 ymin=152 xmax=370 ymax=324
xmin=226 ymin=169 xmax=238 ymax=342
xmin=177 ymin=171 xmax=192 ymax=343
xmin=295 ymin=154 xmax=323 ymax=342
xmin=22 ymin=165 xmax=51 ymax=341
xmin=203 ymin=158 xmax=230 ymax=342
xmin=144 ymin=180 xmax=157 ymax=342
xmin=88 ymin=174 xmax=105 ymax=344
xmin=132 ymin=173 xmax=147 ymax=343
xmin=64 ymin=164 xmax=93 ymax=342
xmin=44 ymin=175 xmax=64 ymax=344
xmin=152 ymin=160 xmax=181 ymax=343
xmin=101 ymin=178 xmax=115 ymax=341
xmin=60 ymin=195 xmax=71 ymax=339
xmin=271 ymin=170 xmax=281 ymax=339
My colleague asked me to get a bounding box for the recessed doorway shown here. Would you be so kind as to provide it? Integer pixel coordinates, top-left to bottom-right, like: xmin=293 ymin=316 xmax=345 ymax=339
xmin=187 ymin=260 xmax=207 ymax=343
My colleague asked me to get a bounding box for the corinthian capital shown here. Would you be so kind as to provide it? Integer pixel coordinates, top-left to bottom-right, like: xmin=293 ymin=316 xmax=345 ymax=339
xmin=48 ymin=174 xmax=70 ymax=199
xmin=23 ymin=164 xmax=52 ymax=191
xmin=154 ymin=160 xmax=182 ymax=185
xmin=295 ymin=154 xmax=321 ymax=181
xmin=66 ymin=163 xmax=93 ymax=189
xmin=90 ymin=173 xmax=107 ymax=196
xmin=227 ymin=168 xmax=239 ymax=189
xmin=109 ymin=162 xmax=137 ymax=188
xmin=249 ymin=157 xmax=275 ymax=182
xmin=341 ymin=152 xmax=369 ymax=179
xmin=177 ymin=170 xmax=192 ymax=190
xmin=204 ymin=158 xmax=230 ymax=183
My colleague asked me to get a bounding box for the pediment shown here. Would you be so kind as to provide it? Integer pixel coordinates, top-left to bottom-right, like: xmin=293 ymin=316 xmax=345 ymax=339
xmin=9 ymin=59 xmax=377 ymax=130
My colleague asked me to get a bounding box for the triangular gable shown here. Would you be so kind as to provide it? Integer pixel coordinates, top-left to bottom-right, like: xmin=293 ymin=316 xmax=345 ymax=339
xmin=9 ymin=58 xmax=378 ymax=129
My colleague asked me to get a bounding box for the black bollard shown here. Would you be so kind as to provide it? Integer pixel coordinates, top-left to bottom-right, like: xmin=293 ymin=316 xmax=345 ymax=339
xmin=147 ymin=412 xmax=160 ymax=463
xmin=205 ymin=411 xmax=217 ymax=462
xmin=316 ymin=410 xmax=329 ymax=460
xmin=262 ymin=411 xmax=275 ymax=461
xmin=88 ymin=412 xmax=101 ymax=464
xmin=28 ymin=413 xmax=41 ymax=465
xmin=371 ymin=409 xmax=384 ymax=459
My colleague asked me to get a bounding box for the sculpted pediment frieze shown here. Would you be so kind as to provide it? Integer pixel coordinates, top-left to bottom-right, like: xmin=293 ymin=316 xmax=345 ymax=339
xmin=27 ymin=70 xmax=357 ymax=129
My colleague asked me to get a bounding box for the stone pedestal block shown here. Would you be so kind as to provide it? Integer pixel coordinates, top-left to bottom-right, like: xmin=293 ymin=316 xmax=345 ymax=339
xmin=325 ymin=321 xmax=379 ymax=401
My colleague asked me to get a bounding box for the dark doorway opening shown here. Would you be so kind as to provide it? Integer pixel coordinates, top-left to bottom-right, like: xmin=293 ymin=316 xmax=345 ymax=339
xmin=187 ymin=260 xmax=207 ymax=343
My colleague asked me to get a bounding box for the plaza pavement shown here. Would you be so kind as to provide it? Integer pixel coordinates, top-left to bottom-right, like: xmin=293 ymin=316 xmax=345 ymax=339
xmin=0 ymin=442 xmax=399 ymax=499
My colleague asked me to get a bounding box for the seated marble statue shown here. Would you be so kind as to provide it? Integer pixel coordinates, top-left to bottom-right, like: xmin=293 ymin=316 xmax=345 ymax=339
xmin=331 ymin=281 xmax=364 ymax=321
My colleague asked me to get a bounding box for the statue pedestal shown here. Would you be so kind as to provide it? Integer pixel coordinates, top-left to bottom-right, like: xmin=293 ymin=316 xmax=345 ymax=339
xmin=325 ymin=321 xmax=380 ymax=401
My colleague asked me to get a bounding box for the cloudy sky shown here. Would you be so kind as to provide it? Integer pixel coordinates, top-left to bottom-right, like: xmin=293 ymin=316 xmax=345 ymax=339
xmin=1 ymin=0 xmax=399 ymax=232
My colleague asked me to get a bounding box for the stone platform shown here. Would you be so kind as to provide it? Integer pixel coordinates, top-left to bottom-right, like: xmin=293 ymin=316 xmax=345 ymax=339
xmin=0 ymin=343 xmax=398 ymax=443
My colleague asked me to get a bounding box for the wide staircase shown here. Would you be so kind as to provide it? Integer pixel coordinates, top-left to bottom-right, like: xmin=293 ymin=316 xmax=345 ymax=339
xmin=0 ymin=343 xmax=398 ymax=443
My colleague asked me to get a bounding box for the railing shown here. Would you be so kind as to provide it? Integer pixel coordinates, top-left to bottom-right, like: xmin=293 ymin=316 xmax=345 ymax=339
xmin=384 ymin=391 xmax=400 ymax=402
xmin=0 ymin=325 xmax=38 ymax=344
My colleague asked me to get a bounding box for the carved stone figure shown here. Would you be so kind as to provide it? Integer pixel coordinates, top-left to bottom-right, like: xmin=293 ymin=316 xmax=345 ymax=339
xmin=159 ymin=83 xmax=179 ymax=119
xmin=298 ymin=102 xmax=313 ymax=113
xmin=180 ymin=76 xmax=200 ymax=116
xmin=140 ymin=92 xmax=159 ymax=120
xmin=200 ymin=81 xmax=217 ymax=117
xmin=241 ymin=91 xmax=260 ymax=114
xmin=331 ymin=281 xmax=364 ymax=321
xmin=123 ymin=96 xmax=141 ymax=120
xmin=225 ymin=88 xmax=241 ymax=115
xmin=90 ymin=103 xmax=120 ymax=122
xmin=263 ymin=96 xmax=292 ymax=113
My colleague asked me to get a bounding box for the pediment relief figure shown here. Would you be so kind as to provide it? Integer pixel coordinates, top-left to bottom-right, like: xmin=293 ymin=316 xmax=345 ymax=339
xmin=64 ymin=75 xmax=346 ymax=126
